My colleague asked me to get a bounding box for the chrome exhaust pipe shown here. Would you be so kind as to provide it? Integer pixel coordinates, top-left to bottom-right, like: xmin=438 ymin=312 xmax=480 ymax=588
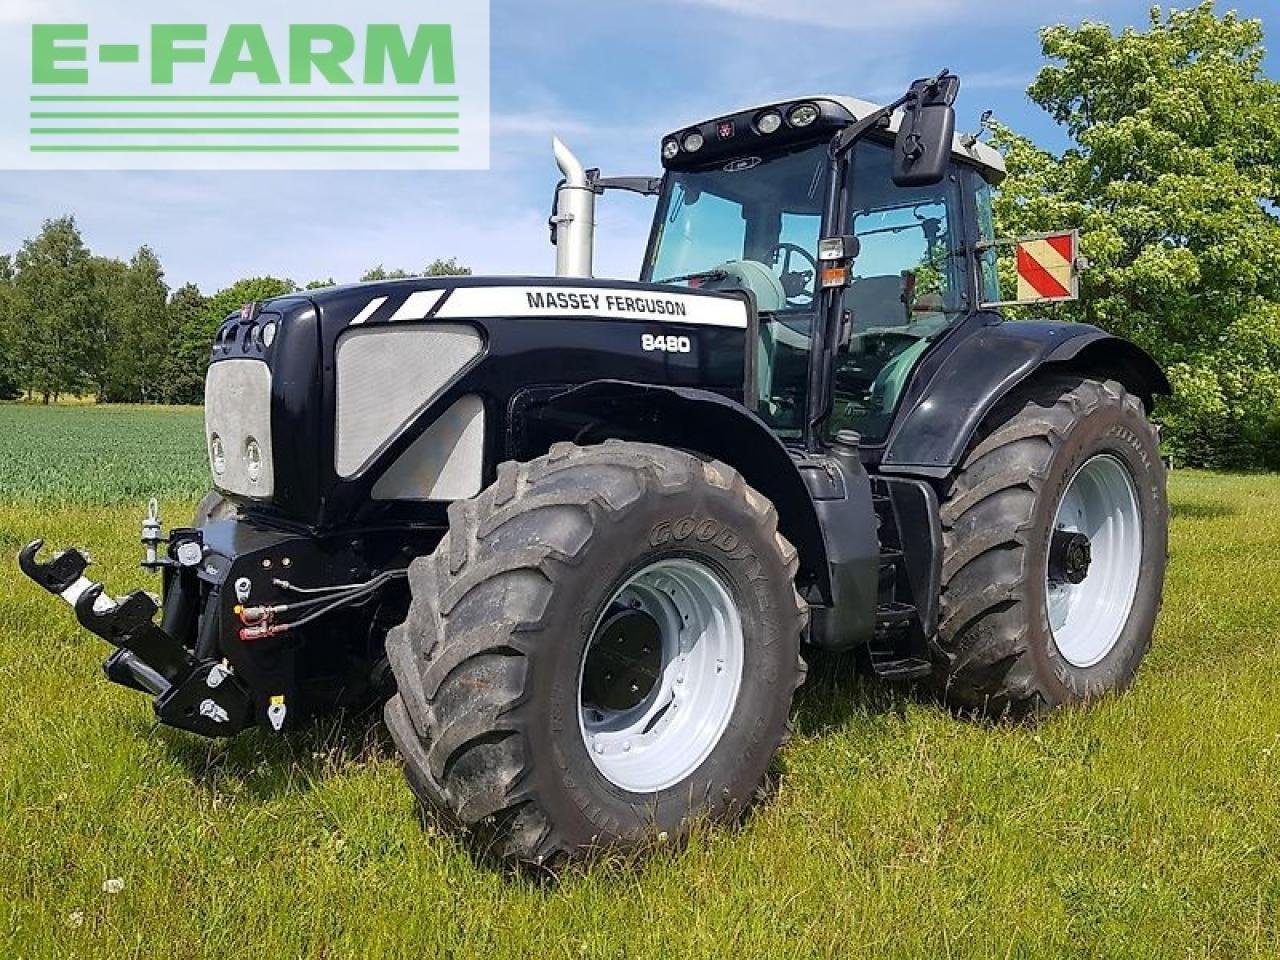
xmin=552 ymin=137 xmax=595 ymax=278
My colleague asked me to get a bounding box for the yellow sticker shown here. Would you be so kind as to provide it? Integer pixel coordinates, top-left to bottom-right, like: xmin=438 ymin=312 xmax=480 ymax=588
xmin=270 ymin=694 xmax=285 ymax=706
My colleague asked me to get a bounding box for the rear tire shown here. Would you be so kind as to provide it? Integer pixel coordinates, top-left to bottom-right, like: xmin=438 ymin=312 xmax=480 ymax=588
xmin=931 ymin=376 xmax=1168 ymax=715
xmin=384 ymin=441 xmax=807 ymax=865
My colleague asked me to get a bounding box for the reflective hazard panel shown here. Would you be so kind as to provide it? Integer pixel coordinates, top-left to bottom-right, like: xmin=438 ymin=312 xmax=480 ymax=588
xmin=1015 ymin=232 xmax=1079 ymax=303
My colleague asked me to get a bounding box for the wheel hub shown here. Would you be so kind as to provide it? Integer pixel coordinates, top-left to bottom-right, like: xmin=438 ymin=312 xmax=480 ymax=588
xmin=581 ymin=607 xmax=662 ymax=712
xmin=1045 ymin=454 xmax=1143 ymax=669
xmin=578 ymin=558 xmax=745 ymax=794
xmin=1049 ymin=530 xmax=1092 ymax=585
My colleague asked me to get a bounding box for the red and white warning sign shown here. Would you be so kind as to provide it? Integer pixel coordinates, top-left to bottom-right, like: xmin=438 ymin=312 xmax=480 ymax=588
xmin=1016 ymin=232 xmax=1079 ymax=302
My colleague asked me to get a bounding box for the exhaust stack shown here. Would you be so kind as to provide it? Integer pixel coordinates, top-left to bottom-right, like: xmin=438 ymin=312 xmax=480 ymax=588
xmin=552 ymin=138 xmax=596 ymax=278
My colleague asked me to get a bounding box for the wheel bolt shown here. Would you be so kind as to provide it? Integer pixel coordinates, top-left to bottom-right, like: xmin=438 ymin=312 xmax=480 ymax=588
xmin=623 ymin=742 xmax=632 ymax=752
xmin=593 ymin=742 xmax=604 ymax=754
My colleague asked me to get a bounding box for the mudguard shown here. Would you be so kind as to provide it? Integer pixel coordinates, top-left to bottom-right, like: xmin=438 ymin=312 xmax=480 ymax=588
xmin=517 ymin=380 xmax=834 ymax=601
xmin=880 ymin=318 xmax=1171 ymax=477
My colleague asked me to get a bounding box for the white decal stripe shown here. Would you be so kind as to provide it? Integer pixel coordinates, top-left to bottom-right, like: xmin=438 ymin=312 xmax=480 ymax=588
xmin=349 ymin=296 xmax=388 ymax=327
xmin=389 ymin=290 xmax=446 ymax=323
xmin=433 ymin=286 xmax=748 ymax=328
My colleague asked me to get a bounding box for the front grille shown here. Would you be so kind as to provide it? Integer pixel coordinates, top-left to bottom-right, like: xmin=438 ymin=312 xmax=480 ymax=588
xmin=204 ymin=359 xmax=274 ymax=499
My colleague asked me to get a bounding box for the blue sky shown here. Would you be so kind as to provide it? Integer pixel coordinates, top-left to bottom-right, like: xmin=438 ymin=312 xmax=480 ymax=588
xmin=0 ymin=0 xmax=1275 ymax=292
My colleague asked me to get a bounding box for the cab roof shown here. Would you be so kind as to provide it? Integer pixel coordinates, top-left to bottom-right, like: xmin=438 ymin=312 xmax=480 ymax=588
xmin=664 ymin=94 xmax=1006 ymax=183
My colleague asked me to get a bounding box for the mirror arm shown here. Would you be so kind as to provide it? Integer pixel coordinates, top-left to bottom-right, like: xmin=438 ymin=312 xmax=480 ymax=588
xmin=830 ymin=67 xmax=953 ymax=159
xmin=586 ymin=170 xmax=663 ymax=197
xmin=830 ymin=94 xmax=911 ymax=159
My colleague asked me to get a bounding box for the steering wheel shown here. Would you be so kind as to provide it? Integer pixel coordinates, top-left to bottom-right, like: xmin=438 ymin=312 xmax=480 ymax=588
xmin=770 ymin=243 xmax=818 ymax=308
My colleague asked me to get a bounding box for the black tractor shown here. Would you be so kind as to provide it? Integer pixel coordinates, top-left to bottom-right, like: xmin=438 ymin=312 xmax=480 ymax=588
xmin=21 ymin=72 xmax=1169 ymax=866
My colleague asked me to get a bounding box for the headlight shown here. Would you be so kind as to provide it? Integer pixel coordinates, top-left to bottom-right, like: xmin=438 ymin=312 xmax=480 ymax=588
xmin=662 ymin=139 xmax=680 ymax=161
xmin=682 ymin=131 xmax=705 ymax=153
xmin=210 ymin=434 xmax=226 ymax=476
xmin=261 ymin=320 xmax=278 ymax=348
xmin=755 ymin=111 xmax=783 ymax=135
xmin=788 ymin=103 xmax=821 ymax=128
xmin=245 ymin=437 xmax=263 ymax=484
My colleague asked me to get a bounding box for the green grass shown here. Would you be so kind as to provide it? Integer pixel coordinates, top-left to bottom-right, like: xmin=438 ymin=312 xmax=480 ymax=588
xmin=2 ymin=405 xmax=1279 ymax=959
xmin=0 ymin=404 xmax=208 ymax=505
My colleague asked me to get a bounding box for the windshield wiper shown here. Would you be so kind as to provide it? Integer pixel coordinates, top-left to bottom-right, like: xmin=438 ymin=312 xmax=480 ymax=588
xmin=654 ymin=269 xmax=727 ymax=285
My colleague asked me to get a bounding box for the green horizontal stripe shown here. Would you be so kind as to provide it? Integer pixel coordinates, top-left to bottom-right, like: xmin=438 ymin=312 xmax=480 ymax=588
xmin=32 ymin=111 xmax=459 ymax=119
xmin=31 ymin=144 xmax=462 ymax=153
xmin=32 ymin=127 xmax=460 ymax=136
xmin=31 ymin=95 xmax=459 ymax=103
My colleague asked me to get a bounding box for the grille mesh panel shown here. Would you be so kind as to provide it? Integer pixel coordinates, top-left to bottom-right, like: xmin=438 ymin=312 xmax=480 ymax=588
xmin=372 ymin=395 xmax=485 ymax=501
xmin=335 ymin=324 xmax=483 ymax=477
xmin=204 ymin=359 xmax=274 ymax=498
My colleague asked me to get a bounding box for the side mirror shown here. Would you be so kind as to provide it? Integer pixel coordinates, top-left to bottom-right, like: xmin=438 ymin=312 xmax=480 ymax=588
xmin=892 ymin=74 xmax=961 ymax=188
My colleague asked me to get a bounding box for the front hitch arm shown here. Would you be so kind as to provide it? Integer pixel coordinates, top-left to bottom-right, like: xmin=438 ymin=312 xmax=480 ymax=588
xmin=20 ymin=538 xmax=254 ymax=738
xmin=21 ymin=539 xmax=198 ymax=685
xmin=18 ymin=539 xmax=91 ymax=595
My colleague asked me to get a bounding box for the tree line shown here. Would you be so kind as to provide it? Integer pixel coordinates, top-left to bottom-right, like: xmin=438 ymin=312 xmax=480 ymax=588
xmin=0 ymin=218 xmax=470 ymax=406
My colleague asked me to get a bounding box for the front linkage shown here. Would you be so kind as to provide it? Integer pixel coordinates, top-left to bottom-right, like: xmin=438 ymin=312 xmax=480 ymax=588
xmin=19 ymin=509 xmax=254 ymax=738
xmin=19 ymin=500 xmax=419 ymax=739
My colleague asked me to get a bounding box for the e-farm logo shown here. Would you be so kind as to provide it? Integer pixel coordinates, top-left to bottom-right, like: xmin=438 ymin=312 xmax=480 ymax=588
xmin=0 ymin=1 xmax=489 ymax=170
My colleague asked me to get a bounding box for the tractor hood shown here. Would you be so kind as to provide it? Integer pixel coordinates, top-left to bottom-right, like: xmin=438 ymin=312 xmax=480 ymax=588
xmin=207 ymin=277 xmax=752 ymax=528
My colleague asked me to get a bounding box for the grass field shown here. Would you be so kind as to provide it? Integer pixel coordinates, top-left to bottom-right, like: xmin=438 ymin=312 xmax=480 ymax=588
xmin=2 ymin=404 xmax=1279 ymax=959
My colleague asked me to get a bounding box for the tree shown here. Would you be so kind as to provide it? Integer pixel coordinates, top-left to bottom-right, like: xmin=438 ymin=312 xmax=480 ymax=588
xmin=204 ymin=276 xmax=298 ymax=325
xmin=0 ymin=255 xmax=19 ymax=400
xmin=123 ymin=247 xmax=172 ymax=403
xmin=991 ymin=2 xmax=1280 ymax=468
xmin=87 ymin=256 xmax=127 ymax=399
xmin=423 ymin=257 xmax=472 ymax=277
xmin=11 ymin=217 xmax=98 ymax=403
xmin=97 ymin=247 xmax=172 ymax=403
xmin=360 ymin=259 xmax=471 ymax=281
xmin=163 ymin=283 xmax=211 ymax=405
xmin=360 ymin=265 xmax=411 ymax=281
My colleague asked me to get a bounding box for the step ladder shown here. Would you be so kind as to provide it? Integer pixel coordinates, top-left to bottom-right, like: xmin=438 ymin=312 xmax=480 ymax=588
xmin=868 ymin=485 xmax=932 ymax=680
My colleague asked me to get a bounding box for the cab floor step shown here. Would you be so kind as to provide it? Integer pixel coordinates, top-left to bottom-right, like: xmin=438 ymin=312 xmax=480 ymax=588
xmin=868 ymin=656 xmax=933 ymax=680
xmin=874 ymin=600 xmax=916 ymax=626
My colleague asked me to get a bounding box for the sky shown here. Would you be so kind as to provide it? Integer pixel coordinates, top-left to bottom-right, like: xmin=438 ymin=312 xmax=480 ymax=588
xmin=0 ymin=0 xmax=1276 ymax=292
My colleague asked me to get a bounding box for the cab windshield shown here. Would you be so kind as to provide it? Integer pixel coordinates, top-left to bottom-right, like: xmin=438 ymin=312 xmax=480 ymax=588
xmin=643 ymin=139 xmax=968 ymax=443
xmin=644 ymin=144 xmax=827 ymax=311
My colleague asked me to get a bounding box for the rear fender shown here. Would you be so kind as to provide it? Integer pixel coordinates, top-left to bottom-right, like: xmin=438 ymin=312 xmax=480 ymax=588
xmin=880 ymin=319 xmax=1170 ymax=478
xmin=513 ymin=380 xmax=833 ymax=602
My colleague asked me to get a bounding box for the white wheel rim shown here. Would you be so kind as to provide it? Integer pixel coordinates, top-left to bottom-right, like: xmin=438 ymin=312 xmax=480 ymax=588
xmin=578 ymin=558 xmax=744 ymax=793
xmin=1045 ymin=454 xmax=1144 ymax=668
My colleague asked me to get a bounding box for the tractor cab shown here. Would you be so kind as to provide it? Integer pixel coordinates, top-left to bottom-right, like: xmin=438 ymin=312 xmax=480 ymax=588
xmin=639 ymin=89 xmax=1007 ymax=448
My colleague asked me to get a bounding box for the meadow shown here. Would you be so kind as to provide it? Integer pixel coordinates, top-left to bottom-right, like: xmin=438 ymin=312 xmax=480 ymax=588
xmin=1 ymin=403 xmax=1279 ymax=959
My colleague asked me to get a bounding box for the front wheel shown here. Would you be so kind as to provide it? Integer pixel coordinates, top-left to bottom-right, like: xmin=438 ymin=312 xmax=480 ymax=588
xmin=932 ymin=376 xmax=1168 ymax=715
xmin=384 ymin=441 xmax=807 ymax=865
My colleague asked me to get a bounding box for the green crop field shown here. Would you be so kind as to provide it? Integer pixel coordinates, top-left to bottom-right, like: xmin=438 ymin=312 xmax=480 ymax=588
xmin=2 ymin=404 xmax=1279 ymax=959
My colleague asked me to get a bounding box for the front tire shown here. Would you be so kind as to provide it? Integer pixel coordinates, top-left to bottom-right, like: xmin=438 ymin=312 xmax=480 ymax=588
xmin=384 ymin=441 xmax=807 ymax=865
xmin=932 ymin=376 xmax=1168 ymax=715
